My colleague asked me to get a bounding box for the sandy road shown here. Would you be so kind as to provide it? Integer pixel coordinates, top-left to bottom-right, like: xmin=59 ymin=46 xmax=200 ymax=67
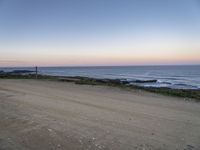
xmin=0 ymin=79 xmax=200 ymax=150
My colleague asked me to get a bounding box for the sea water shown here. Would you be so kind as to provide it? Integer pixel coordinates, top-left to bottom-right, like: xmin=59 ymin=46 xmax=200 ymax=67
xmin=1 ymin=65 xmax=200 ymax=89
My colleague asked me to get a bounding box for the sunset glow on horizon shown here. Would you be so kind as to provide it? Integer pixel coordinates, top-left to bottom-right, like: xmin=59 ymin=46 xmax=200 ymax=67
xmin=0 ymin=0 xmax=200 ymax=67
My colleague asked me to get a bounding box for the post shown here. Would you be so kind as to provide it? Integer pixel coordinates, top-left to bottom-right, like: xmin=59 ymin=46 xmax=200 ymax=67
xmin=35 ymin=66 xmax=38 ymax=79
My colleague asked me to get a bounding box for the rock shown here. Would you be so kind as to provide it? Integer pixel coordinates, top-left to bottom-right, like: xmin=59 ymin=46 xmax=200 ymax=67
xmin=58 ymin=77 xmax=81 ymax=82
xmin=134 ymin=80 xmax=157 ymax=83
xmin=92 ymin=137 xmax=96 ymax=140
xmin=48 ymin=128 xmax=52 ymax=132
xmin=79 ymin=140 xmax=83 ymax=144
xmin=121 ymin=80 xmax=129 ymax=84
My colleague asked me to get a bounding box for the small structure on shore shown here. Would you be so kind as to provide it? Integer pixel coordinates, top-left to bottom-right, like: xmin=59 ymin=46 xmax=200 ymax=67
xmin=35 ymin=66 xmax=38 ymax=79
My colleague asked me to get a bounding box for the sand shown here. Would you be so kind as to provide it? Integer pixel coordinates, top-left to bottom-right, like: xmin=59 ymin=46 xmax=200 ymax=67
xmin=0 ymin=79 xmax=200 ymax=150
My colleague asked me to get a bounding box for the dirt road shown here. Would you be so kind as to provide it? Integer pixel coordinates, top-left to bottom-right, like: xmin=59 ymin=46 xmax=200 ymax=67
xmin=0 ymin=79 xmax=200 ymax=150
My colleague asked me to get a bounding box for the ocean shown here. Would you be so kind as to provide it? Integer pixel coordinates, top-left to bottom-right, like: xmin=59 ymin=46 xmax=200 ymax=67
xmin=1 ymin=65 xmax=200 ymax=89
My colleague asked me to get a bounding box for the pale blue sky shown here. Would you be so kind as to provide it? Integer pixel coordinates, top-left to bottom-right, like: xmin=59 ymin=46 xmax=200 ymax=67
xmin=0 ymin=0 xmax=200 ymax=66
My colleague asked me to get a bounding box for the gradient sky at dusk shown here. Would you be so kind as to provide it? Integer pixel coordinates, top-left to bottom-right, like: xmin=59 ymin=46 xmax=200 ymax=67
xmin=0 ymin=0 xmax=200 ymax=66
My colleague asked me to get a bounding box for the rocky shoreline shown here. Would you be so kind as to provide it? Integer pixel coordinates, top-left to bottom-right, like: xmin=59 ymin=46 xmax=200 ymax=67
xmin=0 ymin=72 xmax=199 ymax=100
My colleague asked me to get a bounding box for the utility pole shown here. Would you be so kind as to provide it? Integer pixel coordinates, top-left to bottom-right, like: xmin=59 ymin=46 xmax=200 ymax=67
xmin=35 ymin=66 xmax=38 ymax=79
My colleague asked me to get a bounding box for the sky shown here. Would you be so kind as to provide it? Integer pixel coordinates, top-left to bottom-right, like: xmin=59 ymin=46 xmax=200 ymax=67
xmin=0 ymin=0 xmax=200 ymax=67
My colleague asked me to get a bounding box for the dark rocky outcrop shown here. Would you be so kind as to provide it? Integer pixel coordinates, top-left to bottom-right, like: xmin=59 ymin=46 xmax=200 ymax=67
xmin=134 ymin=80 xmax=157 ymax=83
xmin=10 ymin=70 xmax=35 ymax=74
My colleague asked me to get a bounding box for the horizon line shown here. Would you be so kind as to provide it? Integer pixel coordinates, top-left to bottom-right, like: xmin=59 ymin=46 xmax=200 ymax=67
xmin=0 ymin=64 xmax=200 ymax=68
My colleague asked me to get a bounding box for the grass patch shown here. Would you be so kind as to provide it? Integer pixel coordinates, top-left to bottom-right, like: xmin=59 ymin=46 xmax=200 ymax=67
xmin=132 ymin=86 xmax=200 ymax=100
